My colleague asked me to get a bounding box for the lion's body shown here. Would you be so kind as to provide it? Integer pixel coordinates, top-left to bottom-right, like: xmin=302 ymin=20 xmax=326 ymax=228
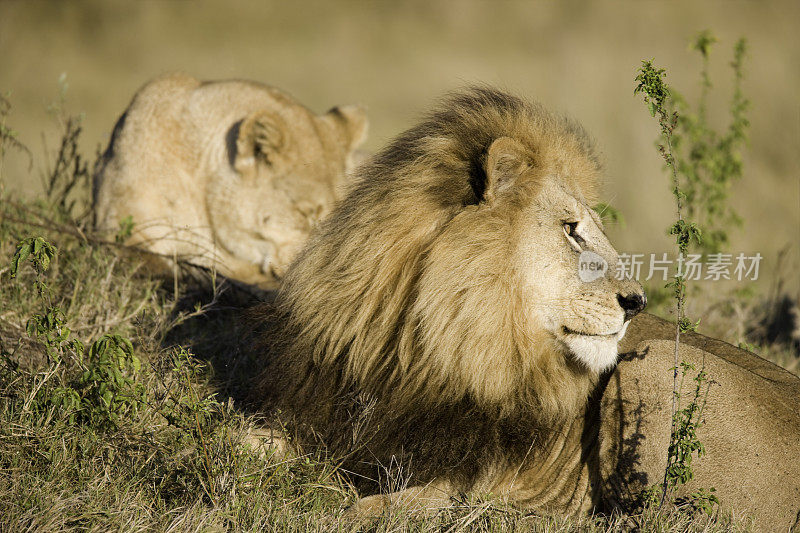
xmin=601 ymin=313 xmax=800 ymax=531
xmin=249 ymin=88 xmax=799 ymax=530
xmin=93 ymin=73 xmax=367 ymax=287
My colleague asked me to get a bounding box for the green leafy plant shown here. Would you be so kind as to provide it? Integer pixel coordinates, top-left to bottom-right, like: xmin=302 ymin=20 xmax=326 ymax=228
xmin=593 ymin=202 xmax=625 ymax=227
xmin=634 ymin=44 xmax=717 ymax=514
xmin=69 ymin=334 xmax=147 ymax=429
xmin=116 ymin=214 xmax=135 ymax=243
xmin=634 ymin=32 xmax=750 ymax=515
xmin=10 ymin=236 xmax=57 ymax=279
xmin=681 ymin=487 xmax=720 ymax=516
xmin=10 ymin=236 xmax=147 ymax=430
xmin=11 ymin=237 xmax=84 ymax=365
xmin=664 ymin=362 xmax=714 ymax=491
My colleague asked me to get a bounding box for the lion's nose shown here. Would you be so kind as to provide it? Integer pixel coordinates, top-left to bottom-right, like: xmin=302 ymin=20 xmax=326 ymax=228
xmin=617 ymin=292 xmax=647 ymax=321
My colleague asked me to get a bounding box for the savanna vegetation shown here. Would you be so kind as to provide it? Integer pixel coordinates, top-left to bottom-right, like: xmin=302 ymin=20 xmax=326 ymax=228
xmin=0 ymin=7 xmax=797 ymax=531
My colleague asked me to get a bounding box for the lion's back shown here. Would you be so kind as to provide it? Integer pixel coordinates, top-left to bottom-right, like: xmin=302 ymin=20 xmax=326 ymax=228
xmin=600 ymin=313 xmax=800 ymax=531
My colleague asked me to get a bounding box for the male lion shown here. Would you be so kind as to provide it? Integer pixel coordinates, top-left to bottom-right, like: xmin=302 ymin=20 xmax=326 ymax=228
xmin=250 ymin=88 xmax=800 ymax=530
xmin=93 ymin=73 xmax=367 ymax=287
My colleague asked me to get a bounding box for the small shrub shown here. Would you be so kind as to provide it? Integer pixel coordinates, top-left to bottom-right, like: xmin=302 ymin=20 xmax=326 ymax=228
xmin=634 ymin=32 xmax=745 ymax=515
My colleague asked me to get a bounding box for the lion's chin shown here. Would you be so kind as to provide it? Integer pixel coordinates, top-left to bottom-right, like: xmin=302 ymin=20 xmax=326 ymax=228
xmin=561 ymin=320 xmax=630 ymax=373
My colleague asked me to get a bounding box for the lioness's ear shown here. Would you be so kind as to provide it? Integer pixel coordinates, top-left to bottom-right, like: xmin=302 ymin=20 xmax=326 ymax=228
xmin=323 ymin=104 xmax=368 ymax=152
xmin=235 ymin=110 xmax=286 ymax=178
xmin=483 ymin=136 xmax=532 ymax=204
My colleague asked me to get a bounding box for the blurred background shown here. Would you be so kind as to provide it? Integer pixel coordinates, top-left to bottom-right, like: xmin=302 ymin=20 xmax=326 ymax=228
xmin=1 ymin=0 xmax=798 ymax=336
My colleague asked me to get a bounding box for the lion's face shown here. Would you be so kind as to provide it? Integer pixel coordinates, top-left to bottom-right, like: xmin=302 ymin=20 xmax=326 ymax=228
xmin=209 ymin=150 xmax=337 ymax=282
xmin=516 ymin=177 xmax=645 ymax=373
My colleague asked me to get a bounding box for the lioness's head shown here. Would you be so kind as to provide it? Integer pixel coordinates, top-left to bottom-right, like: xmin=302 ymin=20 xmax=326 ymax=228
xmin=210 ymin=102 xmax=368 ymax=282
xmin=277 ymin=88 xmax=643 ymax=423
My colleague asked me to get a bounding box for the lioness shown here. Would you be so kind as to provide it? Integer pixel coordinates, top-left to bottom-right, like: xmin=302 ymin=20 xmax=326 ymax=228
xmin=93 ymin=73 xmax=367 ymax=288
xmin=249 ymin=88 xmax=800 ymax=530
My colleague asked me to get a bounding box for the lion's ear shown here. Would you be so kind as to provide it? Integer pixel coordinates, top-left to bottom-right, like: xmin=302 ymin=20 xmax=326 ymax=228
xmin=483 ymin=136 xmax=532 ymax=204
xmin=323 ymin=104 xmax=368 ymax=152
xmin=234 ymin=110 xmax=287 ymax=178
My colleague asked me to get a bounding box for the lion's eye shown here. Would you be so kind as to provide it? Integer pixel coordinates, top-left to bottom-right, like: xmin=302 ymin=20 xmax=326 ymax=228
xmin=563 ymin=221 xmax=585 ymax=249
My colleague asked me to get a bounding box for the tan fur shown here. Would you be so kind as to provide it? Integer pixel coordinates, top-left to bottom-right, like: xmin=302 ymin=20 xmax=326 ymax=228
xmin=249 ymin=88 xmax=643 ymax=511
xmin=93 ymin=73 xmax=368 ymax=288
xmin=601 ymin=313 xmax=800 ymax=532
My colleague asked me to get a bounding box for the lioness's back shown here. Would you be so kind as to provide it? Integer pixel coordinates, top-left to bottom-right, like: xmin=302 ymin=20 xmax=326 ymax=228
xmin=94 ymin=73 xmax=200 ymax=229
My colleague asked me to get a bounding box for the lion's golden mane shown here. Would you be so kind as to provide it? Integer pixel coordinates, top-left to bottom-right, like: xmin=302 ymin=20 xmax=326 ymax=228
xmin=250 ymin=88 xmax=604 ymax=490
